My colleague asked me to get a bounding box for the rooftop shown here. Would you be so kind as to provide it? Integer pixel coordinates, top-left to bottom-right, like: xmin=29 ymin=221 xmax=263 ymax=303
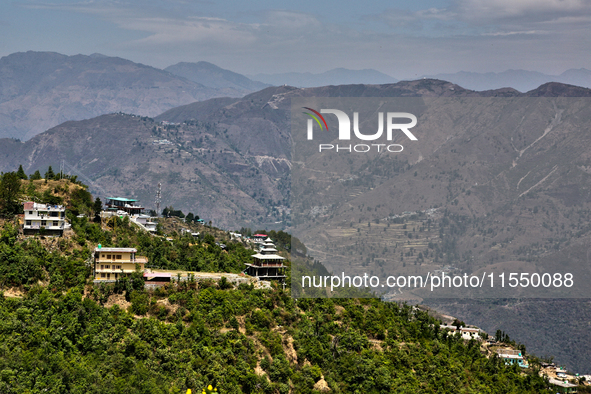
xmin=95 ymin=247 xmax=137 ymax=253
xmin=106 ymin=197 xmax=138 ymax=202
xmin=252 ymin=253 xmax=285 ymax=260
xmin=23 ymin=201 xmax=65 ymax=210
xmin=548 ymin=378 xmax=578 ymax=388
xmin=144 ymin=272 xmax=172 ymax=278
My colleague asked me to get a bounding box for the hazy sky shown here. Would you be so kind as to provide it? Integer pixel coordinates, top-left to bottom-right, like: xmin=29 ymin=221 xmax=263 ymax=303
xmin=1 ymin=0 xmax=589 ymax=78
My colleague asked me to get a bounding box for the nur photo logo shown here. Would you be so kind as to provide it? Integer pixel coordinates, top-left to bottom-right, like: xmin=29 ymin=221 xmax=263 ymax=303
xmin=303 ymin=107 xmax=418 ymax=153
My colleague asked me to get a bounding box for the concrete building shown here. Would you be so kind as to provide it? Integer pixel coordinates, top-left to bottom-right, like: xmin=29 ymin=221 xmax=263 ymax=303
xmin=133 ymin=214 xmax=157 ymax=232
xmin=440 ymin=324 xmax=483 ymax=341
xmin=244 ymin=238 xmax=286 ymax=283
xmin=548 ymin=378 xmax=578 ymax=393
xmin=23 ymin=201 xmax=66 ymax=236
xmin=496 ymin=349 xmax=528 ymax=368
xmin=105 ymin=197 xmax=144 ymax=215
xmin=94 ymin=246 xmax=148 ymax=281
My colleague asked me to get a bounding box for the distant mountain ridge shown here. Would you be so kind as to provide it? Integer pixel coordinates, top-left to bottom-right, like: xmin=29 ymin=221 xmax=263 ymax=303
xmin=0 ymin=51 xmax=251 ymax=141
xmin=250 ymin=68 xmax=398 ymax=87
xmin=165 ymin=61 xmax=270 ymax=93
xmin=423 ymin=68 xmax=591 ymax=92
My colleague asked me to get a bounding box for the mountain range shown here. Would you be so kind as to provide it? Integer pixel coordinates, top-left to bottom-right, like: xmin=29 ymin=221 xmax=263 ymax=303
xmin=0 ymin=52 xmax=258 ymax=141
xmin=423 ymin=68 xmax=591 ymax=92
xmin=249 ymin=68 xmax=398 ymax=87
xmin=165 ymin=61 xmax=270 ymax=93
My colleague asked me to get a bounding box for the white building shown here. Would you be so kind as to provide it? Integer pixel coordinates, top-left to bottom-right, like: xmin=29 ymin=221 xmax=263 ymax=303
xmin=496 ymin=349 xmax=528 ymax=368
xmin=23 ymin=201 xmax=66 ymax=235
xmin=133 ymin=214 xmax=157 ymax=232
xmin=440 ymin=324 xmax=483 ymax=340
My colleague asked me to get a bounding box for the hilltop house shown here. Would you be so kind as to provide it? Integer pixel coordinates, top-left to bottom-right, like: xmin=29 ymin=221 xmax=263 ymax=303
xmin=105 ymin=197 xmax=144 ymax=215
xmin=548 ymin=378 xmax=578 ymax=393
xmin=133 ymin=214 xmax=157 ymax=232
xmin=496 ymin=349 xmax=528 ymax=368
xmin=93 ymin=246 xmax=148 ymax=281
xmin=23 ymin=201 xmax=66 ymax=236
xmin=244 ymin=238 xmax=286 ymax=284
xmin=440 ymin=324 xmax=483 ymax=340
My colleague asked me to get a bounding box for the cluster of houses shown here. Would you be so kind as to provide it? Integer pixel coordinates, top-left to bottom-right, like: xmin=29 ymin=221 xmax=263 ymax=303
xmin=22 ymin=196 xmax=287 ymax=287
xmin=439 ymin=323 xmax=584 ymax=392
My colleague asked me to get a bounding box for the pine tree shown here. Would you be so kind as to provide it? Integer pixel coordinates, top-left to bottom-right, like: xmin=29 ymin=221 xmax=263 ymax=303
xmin=45 ymin=166 xmax=55 ymax=180
xmin=93 ymin=197 xmax=103 ymax=222
xmin=16 ymin=165 xmax=27 ymax=180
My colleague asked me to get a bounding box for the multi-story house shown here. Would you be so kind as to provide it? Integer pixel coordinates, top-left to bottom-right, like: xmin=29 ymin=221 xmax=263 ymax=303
xmin=23 ymin=201 xmax=66 ymax=235
xmin=244 ymin=238 xmax=286 ymax=283
xmin=93 ymin=246 xmax=148 ymax=281
xmin=104 ymin=197 xmax=144 ymax=215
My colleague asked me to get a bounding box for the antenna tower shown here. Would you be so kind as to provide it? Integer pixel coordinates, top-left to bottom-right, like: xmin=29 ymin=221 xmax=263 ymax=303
xmin=155 ymin=182 xmax=162 ymax=217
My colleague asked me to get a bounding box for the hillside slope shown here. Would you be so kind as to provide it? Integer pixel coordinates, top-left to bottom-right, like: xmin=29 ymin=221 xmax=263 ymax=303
xmin=165 ymin=61 xmax=270 ymax=92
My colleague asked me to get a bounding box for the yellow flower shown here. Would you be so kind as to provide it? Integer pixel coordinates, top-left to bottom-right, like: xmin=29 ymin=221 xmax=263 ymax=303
xmin=208 ymin=385 xmax=213 ymax=391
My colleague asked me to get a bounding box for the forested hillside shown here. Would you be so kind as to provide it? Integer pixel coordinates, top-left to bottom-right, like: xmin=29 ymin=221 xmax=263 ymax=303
xmin=0 ymin=171 xmax=559 ymax=393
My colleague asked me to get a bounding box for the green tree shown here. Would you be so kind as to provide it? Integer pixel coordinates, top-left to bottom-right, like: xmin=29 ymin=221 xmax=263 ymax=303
xmin=0 ymin=172 xmax=22 ymax=216
xmin=16 ymin=165 xmax=27 ymax=180
xmin=45 ymin=166 xmax=55 ymax=180
xmin=93 ymin=197 xmax=103 ymax=222
xmin=29 ymin=170 xmax=42 ymax=180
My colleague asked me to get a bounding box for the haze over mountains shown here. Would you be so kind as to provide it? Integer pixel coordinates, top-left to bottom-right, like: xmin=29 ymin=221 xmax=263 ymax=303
xmin=3 ymin=50 xmax=590 ymax=143
xmin=249 ymin=68 xmax=398 ymax=87
xmin=424 ymin=68 xmax=591 ymax=92
xmin=165 ymin=61 xmax=270 ymax=93
xmin=0 ymin=52 xmax=257 ymax=141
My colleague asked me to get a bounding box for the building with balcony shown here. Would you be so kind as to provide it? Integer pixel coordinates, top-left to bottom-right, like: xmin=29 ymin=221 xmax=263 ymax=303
xmin=93 ymin=247 xmax=148 ymax=281
xmin=23 ymin=201 xmax=66 ymax=236
xmin=105 ymin=197 xmax=144 ymax=215
xmin=496 ymin=349 xmax=528 ymax=368
xmin=244 ymin=238 xmax=286 ymax=283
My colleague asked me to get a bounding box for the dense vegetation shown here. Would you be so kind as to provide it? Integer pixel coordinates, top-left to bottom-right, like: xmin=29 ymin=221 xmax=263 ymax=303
xmin=0 ymin=171 xmax=559 ymax=393
xmin=0 ymin=282 xmax=552 ymax=393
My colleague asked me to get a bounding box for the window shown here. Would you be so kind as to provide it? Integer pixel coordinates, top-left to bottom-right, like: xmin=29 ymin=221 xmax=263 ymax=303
xmin=29 ymin=211 xmax=32 ymax=215
xmin=106 ymin=254 xmax=111 ymax=259
xmin=53 ymin=221 xmax=58 ymax=226
xmin=101 ymin=273 xmax=106 ymax=278
xmin=26 ymin=220 xmax=31 ymax=226
xmin=101 ymin=254 xmax=104 ymax=258
xmin=41 ymin=220 xmax=46 ymax=226
xmin=105 ymin=265 xmax=110 ymax=269
xmin=116 ymin=255 xmax=122 ymax=260
xmin=101 ymin=265 xmax=104 ymax=270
